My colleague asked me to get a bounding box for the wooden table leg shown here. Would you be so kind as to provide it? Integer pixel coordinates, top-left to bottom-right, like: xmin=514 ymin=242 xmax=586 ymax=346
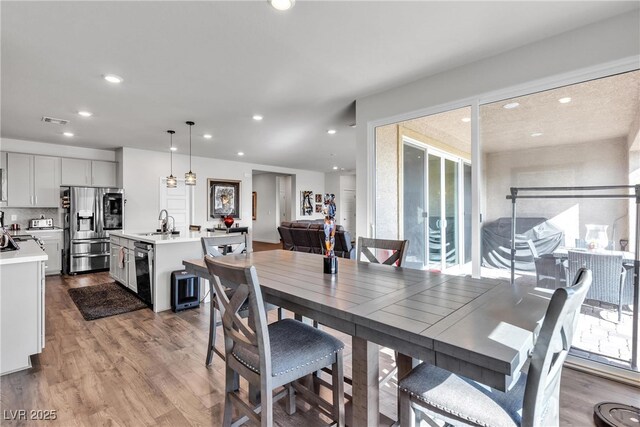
xmin=396 ymin=353 xmax=416 ymax=423
xmin=351 ymin=336 xmax=379 ymax=427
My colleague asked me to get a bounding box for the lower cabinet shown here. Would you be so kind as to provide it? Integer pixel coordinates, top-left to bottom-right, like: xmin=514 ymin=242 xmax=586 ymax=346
xmin=110 ymin=237 xmax=137 ymax=293
xmin=29 ymin=230 xmax=63 ymax=275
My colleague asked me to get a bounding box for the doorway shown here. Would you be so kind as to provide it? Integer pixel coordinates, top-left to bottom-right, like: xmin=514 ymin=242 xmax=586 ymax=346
xmin=402 ymin=141 xmax=469 ymax=271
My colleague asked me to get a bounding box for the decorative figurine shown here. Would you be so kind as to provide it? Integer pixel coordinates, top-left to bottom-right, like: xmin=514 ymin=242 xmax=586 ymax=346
xmin=323 ymin=193 xmax=338 ymax=274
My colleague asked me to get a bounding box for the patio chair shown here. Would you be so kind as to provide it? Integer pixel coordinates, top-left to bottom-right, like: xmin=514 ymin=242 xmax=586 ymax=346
xmin=205 ymin=257 xmax=345 ymax=427
xmin=201 ymin=235 xmax=281 ymax=366
xmin=526 ymin=240 xmax=566 ymax=289
xmin=566 ymin=250 xmax=627 ymax=322
xmin=398 ymin=268 xmax=592 ymax=427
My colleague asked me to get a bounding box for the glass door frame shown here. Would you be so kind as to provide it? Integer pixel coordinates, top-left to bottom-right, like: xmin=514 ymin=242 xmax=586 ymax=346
xmin=401 ymin=136 xmax=470 ymax=271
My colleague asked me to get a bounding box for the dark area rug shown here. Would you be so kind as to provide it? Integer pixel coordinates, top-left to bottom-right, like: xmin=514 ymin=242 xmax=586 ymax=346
xmin=68 ymin=282 xmax=148 ymax=321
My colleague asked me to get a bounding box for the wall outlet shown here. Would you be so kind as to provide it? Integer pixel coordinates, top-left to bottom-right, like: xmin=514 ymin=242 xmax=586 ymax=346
xmin=10 ymin=215 xmax=17 ymax=221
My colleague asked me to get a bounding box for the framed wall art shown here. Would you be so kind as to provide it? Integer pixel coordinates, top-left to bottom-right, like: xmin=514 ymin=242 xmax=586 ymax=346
xmin=301 ymin=190 xmax=313 ymax=216
xmin=208 ymin=179 xmax=241 ymax=219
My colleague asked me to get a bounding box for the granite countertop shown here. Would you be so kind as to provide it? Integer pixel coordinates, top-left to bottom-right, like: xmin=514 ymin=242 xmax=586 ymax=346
xmin=0 ymin=239 xmax=48 ymax=265
xmin=110 ymin=230 xmax=242 ymax=245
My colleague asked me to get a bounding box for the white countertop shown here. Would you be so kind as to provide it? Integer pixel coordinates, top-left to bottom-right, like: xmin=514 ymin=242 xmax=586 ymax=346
xmin=0 ymin=239 xmax=48 ymax=265
xmin=110 ymin=230 xmax=241 ymax=245
xmin=7 ymin=228 xmax=63 ymax=237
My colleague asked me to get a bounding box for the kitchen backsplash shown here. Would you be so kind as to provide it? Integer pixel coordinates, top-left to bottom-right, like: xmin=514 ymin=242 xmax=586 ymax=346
xmin=0 ymin=208 xmax=62 ymax=229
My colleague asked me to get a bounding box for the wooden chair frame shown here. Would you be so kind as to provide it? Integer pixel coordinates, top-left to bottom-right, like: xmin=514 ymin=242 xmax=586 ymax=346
xmin=205 ymin=257 xmax=345 ymax=427
xmin=357 ymin=237 xmax=409 ymax=267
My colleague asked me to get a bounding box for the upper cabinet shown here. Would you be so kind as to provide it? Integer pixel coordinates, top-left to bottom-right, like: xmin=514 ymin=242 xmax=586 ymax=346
xmin=61 ymin=158 xmax=116 ymax=187
xmin=7 ymin=153 xmax=60 ymax=207
xmin=2 ymin=151 xmax=118 ymax=207
xmin=91 ymin=160 xmax=117 ymax=187
xmin=61 ymin=158 xmax=92 ymax=186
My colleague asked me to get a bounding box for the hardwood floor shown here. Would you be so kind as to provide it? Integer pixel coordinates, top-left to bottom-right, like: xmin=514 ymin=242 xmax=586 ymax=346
xmin=253 ymin=241 xmax=283 ymax=252
xmin=0 ymin=272 xmax=638 ymax=426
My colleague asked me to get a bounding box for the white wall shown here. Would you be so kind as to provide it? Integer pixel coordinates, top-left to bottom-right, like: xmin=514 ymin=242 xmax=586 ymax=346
xmin=121 ymin=147 xmax=325 ymax=233
xmin=324 ymin=172 xmax=357 ymax=229
xmin=355 ymin=11 xmax=640 ymax=239
xmin=252 ymin=173 xmax=279 ymax=243
xmin=0 ymin=138 xmax=116 ymax=161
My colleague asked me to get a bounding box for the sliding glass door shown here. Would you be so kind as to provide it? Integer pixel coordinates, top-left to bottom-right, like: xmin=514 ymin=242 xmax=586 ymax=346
xmin=403 ymin=140 xmax=466 ymax=271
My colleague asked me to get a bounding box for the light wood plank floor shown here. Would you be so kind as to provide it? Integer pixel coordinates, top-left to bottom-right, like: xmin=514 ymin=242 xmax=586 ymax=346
xmin=0 ymin=271 xmax=638 ymax=426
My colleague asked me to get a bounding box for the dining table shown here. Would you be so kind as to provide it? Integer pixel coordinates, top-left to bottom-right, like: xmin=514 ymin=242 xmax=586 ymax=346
xmin=183 ymin=250 xmax=552 ymax=426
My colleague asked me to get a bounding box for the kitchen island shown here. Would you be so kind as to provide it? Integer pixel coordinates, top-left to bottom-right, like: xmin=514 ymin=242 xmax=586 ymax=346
xmin=109 ymin=230 xmax=249 ymax=312
xmin=0 ymin=239 xmax=47 ymax=375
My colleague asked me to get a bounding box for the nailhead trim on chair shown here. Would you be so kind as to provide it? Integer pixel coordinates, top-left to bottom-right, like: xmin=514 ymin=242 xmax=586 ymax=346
xmin=232 ymin=348 xmax=344 ymax=377
xmin=399 ymin=386 xmax=494 ymax=427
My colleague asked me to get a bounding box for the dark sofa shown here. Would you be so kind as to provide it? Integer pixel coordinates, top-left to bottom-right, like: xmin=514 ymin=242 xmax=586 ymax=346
xmin=277 ymin=221 xmax=355 ymax=259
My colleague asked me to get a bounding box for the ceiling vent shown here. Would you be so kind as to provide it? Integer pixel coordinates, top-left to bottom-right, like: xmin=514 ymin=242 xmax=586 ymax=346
xmin=41 ymin=116 xmax=69 ymax=125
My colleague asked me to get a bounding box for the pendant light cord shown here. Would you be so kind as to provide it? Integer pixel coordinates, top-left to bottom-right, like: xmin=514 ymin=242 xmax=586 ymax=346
xmin=170 ymin=133 xmax=173 ymax=174
xmin=189 ymin=123 xmax=192 ymax=171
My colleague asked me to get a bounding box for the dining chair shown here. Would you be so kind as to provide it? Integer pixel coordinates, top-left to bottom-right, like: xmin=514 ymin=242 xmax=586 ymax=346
xmin=357 ymin=237 xmax=409 ymax=267
xmin=356 ymin=237 xmax=409 ymax=388
xmin=205 ymin=257 xmax=345 ymax=427
xmin=526 ymin=239 xmax=566 ymax=289
xmin=566 ymin=250 xmax=627 ymax=322
xmin=398 ymin=267 xmax=592 ymax=427
xmin=200 ymin=235 xmax=281 ymax=366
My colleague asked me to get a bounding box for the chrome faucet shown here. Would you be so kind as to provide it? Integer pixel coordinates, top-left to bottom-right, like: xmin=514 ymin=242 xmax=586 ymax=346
xmin=158 ymin=209 xmax=169 ymax=233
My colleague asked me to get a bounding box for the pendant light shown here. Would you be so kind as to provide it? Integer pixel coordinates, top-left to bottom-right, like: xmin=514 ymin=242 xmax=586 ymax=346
xmin=166 ymin=130 xmax=177 ymax=188
xmin=185 ymin=121 xmax=196 ymax=185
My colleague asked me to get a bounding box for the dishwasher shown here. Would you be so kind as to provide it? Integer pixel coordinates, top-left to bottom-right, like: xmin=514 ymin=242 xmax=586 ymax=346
xmin=134 ymin=241 xmax=154 ymax=306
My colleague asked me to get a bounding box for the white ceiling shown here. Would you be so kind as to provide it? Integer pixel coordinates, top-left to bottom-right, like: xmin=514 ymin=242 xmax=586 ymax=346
xmin=2 ymin=1 xmax=638 ymax=172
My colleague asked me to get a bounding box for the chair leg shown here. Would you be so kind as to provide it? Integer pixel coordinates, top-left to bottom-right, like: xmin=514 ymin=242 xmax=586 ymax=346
xmin=261 ymin=385 xmax=273 ymax=427
xmin=399 ymin=391 xmax=416 ymax=427
xmin=285 ymin=383 xmax=296 ymax=415
xmin=206 ymin=296 xmax=217 ymax=366
xmin=332 ymin=354 xmax=345 ymax=427
xmin=223 ymin=365 xmax=235 ymax=427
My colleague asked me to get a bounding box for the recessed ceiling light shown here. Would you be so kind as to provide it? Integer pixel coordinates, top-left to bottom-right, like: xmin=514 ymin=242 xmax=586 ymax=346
xmin=349 ymin=123 xmax=357 ymax=128
xmin=327 ymin=129 xmax=337 ymax=135
xmin=103 ymin=74 xmax=123 ymax=84
xmin=252 ymin=115 xmax=263 ymax=121
xmin=503 ymin=102 xmax=520 ymax=109
xmin=203 ymin=134 xmax=212 ymax=139
xmin=268 ymin=0 xmax=295 ymax=11
xmin=558 ymin=97 xmax=572 ymax=104
xmin=78 ymin=111 xmax=92 ymax=117
xmin=332 ymin=166 xmax=338 ymax=170
xmin=63 ymin=132 xmax=74 ymax=137
xmin=461 ymin=117 xmax=471 ymax=123
xmin=170 ymin=147 xmax=177 ymax=151
xmin=237 ymin=152 xmax=245 ymax=156
xmin=531 ymin=132 xmax=543 ymax=137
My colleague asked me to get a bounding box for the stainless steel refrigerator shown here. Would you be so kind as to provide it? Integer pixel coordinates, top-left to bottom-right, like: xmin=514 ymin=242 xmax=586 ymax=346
xmin=63 ymin=186 xmax=124 ymax=274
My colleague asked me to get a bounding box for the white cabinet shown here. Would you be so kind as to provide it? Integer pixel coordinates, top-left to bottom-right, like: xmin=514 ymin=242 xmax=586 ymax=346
xmin=30 ymin=230 xmax=63 ymax=275
xmin=61 ymin=158 xmax=117 ymax=187
xmin=34 ymin=156 xmax=61 ymax=207
xmin=61 ymin=158 xmax=91 ymax=186
xmin=0 ymin=255 xmax=45 ymax=375
xmin=91 ymin=160 xmax=117 ymax=187
xmin=7 ymin=153 xmax=32 ymax=206
xmin=110 ymin=242 xmax=128 ymax=285
xmin=6 ymin=153 xmax=60 ymax=207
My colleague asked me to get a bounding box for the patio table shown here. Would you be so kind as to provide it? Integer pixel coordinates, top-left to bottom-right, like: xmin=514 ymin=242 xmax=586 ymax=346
xmin=183 ymin=250 xmax=551 ymax=426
